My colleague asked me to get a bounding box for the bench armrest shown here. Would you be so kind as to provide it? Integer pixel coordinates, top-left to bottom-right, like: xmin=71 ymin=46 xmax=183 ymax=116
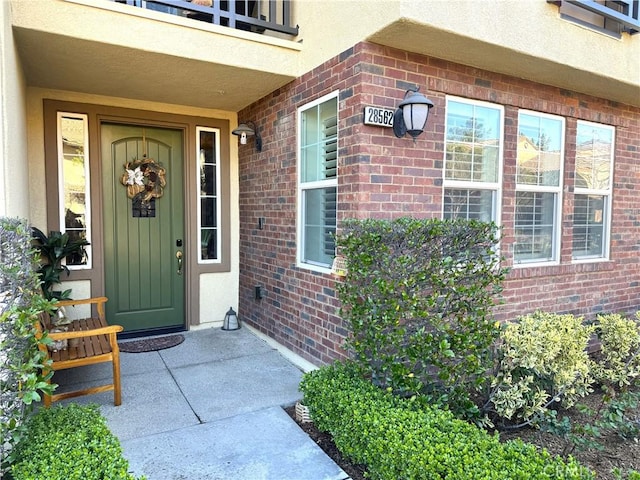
xmin=47 ymin=324 xmax=124 ymax=341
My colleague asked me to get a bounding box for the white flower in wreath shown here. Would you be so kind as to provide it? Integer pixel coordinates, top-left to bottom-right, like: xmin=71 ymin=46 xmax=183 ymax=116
xmin=126 ymin=167 xmax=144 ymax=186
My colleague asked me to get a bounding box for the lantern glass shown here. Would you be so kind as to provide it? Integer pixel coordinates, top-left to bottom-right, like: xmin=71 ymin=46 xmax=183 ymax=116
xmin=222 ymin=307 xmax=240 ymax=331
xmin=402 ymin=103 xmax=430 ymax=138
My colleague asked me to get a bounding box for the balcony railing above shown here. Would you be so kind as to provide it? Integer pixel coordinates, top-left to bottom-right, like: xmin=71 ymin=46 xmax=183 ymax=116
xmin=115 ymin=0 xmax=299 ymax=36
xmin=548 ymin=0 xmax=639 ymax=35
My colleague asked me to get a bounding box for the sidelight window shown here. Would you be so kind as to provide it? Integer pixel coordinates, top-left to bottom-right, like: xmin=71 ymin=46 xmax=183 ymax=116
xmin=197 ymin=127 xmax=221 ymax=263
xmin=57 ymin=112 xmax=91 ymax=269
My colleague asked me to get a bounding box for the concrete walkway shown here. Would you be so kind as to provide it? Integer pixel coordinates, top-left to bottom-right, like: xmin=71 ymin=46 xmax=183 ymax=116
xmin=54 ymin=327 xmax=349 ymax=480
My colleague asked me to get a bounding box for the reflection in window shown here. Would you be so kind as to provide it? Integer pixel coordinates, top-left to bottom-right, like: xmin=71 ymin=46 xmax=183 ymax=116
xmin=197 ymin=127 xmax=220 ymax=263
xmin=58 ymin=113 xmax=91 ymax=268
xmin=443 ymin=97 xmax=503 ymax=223
xmin=514 ymin=111 xmax=564 ymax=265
xmin=573 ymin=121 xmax=614 ymax=260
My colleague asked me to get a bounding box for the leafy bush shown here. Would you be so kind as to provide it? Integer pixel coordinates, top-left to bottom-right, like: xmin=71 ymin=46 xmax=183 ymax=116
xmin=488 ymin=312 xmax=594 ymax=427
xmin=540 ymin=312 xmax=640 ymax=455
xmin=1 ymin=217 xmax=55 ymax=472
xmin=591 ymin=313 xmax=640 ymax=389
xmin=300 ymin=363 xmax=594 ymax=480
xmin=9 ymin=403 xmax=144 ymax=480
xmin=486 ymin=311 xmax=640 ymax=456
xmin=335 ymin=217 xmax=507 ymax=420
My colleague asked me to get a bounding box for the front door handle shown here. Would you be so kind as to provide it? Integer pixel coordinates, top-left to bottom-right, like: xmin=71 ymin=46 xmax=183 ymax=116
xmin=176 ymin=251 xmax=183 ymax=275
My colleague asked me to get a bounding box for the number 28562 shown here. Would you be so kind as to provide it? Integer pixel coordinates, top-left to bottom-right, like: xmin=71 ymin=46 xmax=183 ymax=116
xmin=363 ymin=106 xmax=394 ymax=128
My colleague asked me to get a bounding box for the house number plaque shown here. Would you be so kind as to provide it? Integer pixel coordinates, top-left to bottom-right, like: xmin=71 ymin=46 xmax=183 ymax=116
xmin=363 ymin=106 xmax=395 ymax=127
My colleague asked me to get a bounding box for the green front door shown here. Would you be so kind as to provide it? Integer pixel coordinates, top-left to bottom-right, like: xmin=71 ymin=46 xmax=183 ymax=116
xmin=101 ymin=123 xmax=185 ymax=334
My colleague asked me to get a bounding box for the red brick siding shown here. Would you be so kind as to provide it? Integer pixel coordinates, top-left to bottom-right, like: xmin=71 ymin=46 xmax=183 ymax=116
xmin=239 ymin=41 xmax=640 ymax=366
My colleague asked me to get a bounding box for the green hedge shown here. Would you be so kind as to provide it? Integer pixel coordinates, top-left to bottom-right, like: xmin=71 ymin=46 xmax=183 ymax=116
xmin=9 ymin=404 xmax=144 ymax=480
xmin=335 ymin=217 xmax=508 ymax=419
xmin=300 ymin=363 xmax=595 ymax=480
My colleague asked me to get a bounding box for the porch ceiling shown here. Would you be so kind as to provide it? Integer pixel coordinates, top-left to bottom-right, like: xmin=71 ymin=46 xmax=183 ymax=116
xmin=368 ymin=18 xmax=640 ymax=108
xmin=12 ymin=27 xmax=295 ymax=111
xmin=10 ymin=0 xmax=302 ymax=112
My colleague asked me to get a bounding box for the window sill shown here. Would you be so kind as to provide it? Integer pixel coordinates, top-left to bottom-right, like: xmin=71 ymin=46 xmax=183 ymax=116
xmin=507 ymin=260 xmax=615 ymax=279
xmin=296 ymin=261 xmax=332 ymax=275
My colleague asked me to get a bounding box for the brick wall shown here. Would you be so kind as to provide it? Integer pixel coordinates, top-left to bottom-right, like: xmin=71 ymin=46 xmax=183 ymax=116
xmin=239 ymin=41 xmax=640 ymax=366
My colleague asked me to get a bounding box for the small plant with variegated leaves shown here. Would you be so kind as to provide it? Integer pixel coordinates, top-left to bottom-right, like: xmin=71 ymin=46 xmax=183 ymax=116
xmin=487 ymin=311 xmax=594 ymax=428
xmin=591 ymin=313 xmax=640 ymax=389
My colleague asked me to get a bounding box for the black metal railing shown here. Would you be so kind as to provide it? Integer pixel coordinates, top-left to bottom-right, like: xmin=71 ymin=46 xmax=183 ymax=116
xmin=114 ymin=0 xmax=299 ymax=36
xmin=548 ymin=0 xmax=639 ymax=34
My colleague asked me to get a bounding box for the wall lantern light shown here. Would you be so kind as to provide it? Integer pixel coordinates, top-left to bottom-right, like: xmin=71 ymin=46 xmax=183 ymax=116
xmin=222 ymin=307 xmax=240 ymax=331
xmin=392 ymin=88 xmax=434 ymax=143
xmin=232 ymin=121 xmax=262 ymax=152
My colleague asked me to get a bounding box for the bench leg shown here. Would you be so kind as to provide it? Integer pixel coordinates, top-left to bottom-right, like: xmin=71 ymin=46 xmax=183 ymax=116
xmin=112 ymin=353 xmax=122 ymax=406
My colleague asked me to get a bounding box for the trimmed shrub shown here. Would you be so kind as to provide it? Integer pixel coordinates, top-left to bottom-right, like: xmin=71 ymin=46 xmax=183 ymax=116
xmin=335 ymin=217 xmax=508 ymax=420
xmin=300 ymin=363 xmax=594 ymax=480
xmin=488 ymin=312 xmax=594 ymax=427
xmin=9 ymin=403 xmax=144 ymax=480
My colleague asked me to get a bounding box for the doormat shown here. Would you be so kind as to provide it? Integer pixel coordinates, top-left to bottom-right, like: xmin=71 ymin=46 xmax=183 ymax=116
xmin=119 ymin=334 xmax=185 ymax=353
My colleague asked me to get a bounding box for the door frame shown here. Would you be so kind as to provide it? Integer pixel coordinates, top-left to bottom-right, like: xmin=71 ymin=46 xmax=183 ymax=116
xmin=43 ymin=100 xmax=232 ymax=331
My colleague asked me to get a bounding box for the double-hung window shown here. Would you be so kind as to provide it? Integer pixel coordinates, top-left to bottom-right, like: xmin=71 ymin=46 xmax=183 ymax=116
xmin=572 ymin=121 xmax=614 ymax=260
xmin=57 ymin=112 xmax=91 ymax=269
xmin=297 ymin=92 xmax=338 ymax=271
xmin=514 ymin=111 xmax=564 ymax=265
xmin=443 ymin=97 xmax=503 ymax=223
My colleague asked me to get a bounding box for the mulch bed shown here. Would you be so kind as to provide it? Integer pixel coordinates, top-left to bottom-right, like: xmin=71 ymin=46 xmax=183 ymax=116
xmin=118 ymin=334 xmax=185 ymax=353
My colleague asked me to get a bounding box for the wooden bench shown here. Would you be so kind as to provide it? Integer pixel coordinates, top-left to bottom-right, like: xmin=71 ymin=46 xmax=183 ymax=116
xmin=36 ymin=297 xmax=123 ymax=407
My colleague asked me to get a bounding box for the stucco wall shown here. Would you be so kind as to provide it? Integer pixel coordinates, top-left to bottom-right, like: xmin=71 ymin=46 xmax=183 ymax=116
xmin=238 ymin=41 xmax=640 ymax=366
xmin=0 ymin=0 xmax=29 ymax=219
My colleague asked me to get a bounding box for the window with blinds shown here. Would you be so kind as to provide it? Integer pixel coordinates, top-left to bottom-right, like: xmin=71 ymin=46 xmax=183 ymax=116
xmin=298 ymin=92 xmax=339 ymax=270
xmin=572 ymin=121 xmax=614 ymax=260
xmin=514 ymin=111 xmax=564 ymax=265
xmin=442 ymin=97 xmax=503 ymax=224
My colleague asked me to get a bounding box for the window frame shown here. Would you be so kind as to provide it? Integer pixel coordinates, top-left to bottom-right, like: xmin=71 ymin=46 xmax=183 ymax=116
xmin=57 ymin=111 xmax=92 ymax=270
xmin=441 ymin=96 xmax=504 ymax=226
xmin=513 ymin=110 xmax=565 ymax=267
xmin=196 ymin=126 xmax=222 ymax=264
xmin=572 ymin=120 xmax=615 ymax=262
xmin=296 ymin=90 xmax=339 ymax=273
